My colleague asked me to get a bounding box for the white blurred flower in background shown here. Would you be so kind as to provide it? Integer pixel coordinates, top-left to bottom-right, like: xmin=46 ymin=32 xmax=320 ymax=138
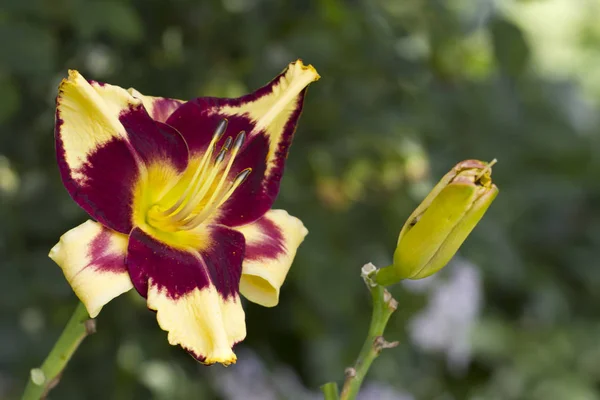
xmin=404 ymin=258 xmax=483 ymax=373
xmin=211 ymin=348 xmax=415 ymax=400
xmin=358 ymin=383 xmax=415 ymax=400
xmin=210 ymin=348 xmax=318 ymax=400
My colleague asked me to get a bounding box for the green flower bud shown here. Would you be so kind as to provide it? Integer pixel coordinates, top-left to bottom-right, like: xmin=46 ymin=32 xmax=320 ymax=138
xmin=376 ymin=159 xmax=498 ymax=285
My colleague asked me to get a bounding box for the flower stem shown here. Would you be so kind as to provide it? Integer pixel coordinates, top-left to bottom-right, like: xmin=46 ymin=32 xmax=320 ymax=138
xmin=338 ymin=281 xmax=398 ymax=400
xmin=21 ymin=302 xmax=95 ymax=400
xmin=321 ymin=382 xmax=340 ymax=400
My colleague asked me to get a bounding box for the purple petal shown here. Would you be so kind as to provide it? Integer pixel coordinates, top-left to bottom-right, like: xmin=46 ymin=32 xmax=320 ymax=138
xmin=119 ymin=104 xmax=189 ymax=173
xmin=126 ymin=226 xmax=244 ymax=300
xmin=211 ymin=133 xmax=271 ymax=226
xmin=57 ymin=130 xmax=139 ymax=234
xmin=127 ymin=89 xmax=185 ymax=123
xmin=165 ymin=98 xmax=251 ymax=157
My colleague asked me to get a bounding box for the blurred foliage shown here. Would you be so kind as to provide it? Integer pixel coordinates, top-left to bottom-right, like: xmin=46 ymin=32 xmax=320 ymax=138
xmin=1 ymin=0 xmax=600 ymax=399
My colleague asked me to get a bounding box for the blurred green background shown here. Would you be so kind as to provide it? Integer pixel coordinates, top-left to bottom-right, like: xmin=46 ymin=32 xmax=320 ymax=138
xmin=2 ymin=0 xmax=600 ymax=399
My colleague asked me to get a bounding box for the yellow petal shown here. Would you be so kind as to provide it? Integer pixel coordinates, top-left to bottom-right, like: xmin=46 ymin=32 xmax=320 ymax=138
xmin=148 ymin=284 xmax=246 ymax=365
xmin=49 ymin=220 xmax=133 ymax=318
xmin=235 ymin=209 xmax=308 ymax=307
xmin=56 ymin=70 xmax=142 ymax=174
xmin=218 ymin=60 xmax=320 ymax=180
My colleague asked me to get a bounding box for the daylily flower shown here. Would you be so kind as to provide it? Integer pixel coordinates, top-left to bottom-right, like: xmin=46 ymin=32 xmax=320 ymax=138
xmin=49 ymin=60 xmax=319 ymax=365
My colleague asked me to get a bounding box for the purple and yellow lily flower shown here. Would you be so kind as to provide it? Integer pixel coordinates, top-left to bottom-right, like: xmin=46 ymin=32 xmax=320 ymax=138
xmin=49 ymin=60 xmax=319 ymax=365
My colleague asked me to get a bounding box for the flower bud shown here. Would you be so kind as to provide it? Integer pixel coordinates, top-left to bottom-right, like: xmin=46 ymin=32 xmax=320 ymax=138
xmin=376 ymin=159 xmax=498 ymax=285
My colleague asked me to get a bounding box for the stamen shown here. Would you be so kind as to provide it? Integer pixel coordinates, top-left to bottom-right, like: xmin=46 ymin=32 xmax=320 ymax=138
xmin=180 ymin=132 xmax=247 ymax=227
xmin=161 ymin=119 xmax=228 ymax=216
xmin=217 ymin=168 xmax=252 ymax=208
xmin=170 ymin=148 xmax=227 ymax=222
xmin=233 ymin=130 xmax=246 ymax=151
xmin=150 ymin=121 xmax=252 ymax=231
xmin=476 ymin=158 xmax=497 ymax=181
xmin=213 ymin=118 xmax=228 ymax=142
xmin=214 ymin=148 xmax=227 ymax=164
xmin=182 ymin=168 xmax=252 ymax=230
xmin=222 ymin=136 xmax=233 ymax=151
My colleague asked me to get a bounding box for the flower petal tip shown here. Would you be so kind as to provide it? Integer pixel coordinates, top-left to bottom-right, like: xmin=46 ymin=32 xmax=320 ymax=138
xmin=188 ymin=348 xmax=238 ymax=366
xmin=66 ymin=69 xmax=80 ymax=81
xmin=48 ymin=240 xmax=63 ymax=264
xmin=149 ymin=285 xmax=246 ymax=366
xmin=273 ymin=209 xmax=309 ymax=238
xmin=60 ymin=70 xmax=88 ymax=93
xmin=292 ymin=59 xmax=321 ymax=81
xmin=289 ymin=59 xmax=320 ymax=84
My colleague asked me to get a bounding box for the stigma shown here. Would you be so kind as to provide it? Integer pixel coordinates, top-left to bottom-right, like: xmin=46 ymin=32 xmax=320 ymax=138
xmin=148 ymin=119 xmax=251 ymax=231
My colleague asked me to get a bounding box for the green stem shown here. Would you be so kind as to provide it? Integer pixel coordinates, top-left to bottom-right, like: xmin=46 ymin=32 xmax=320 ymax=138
xmin=22 ymin=302 xmax=95 ymax=400
xmin=373 ymin=264 xmax=398 ymax=287
xmin=321 ymin=382 xmax=340 ymax=400
xmin=338 ymin=284 xmax=398 ymax=400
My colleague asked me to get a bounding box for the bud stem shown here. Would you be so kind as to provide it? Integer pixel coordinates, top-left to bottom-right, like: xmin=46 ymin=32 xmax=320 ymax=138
xmin=21 ymin=302 xmax=95 ymax=400
xmin=321 ymin=265 xmax=399 ymax=400
xmin=374 ymin=263 xmax=402 ymax=286
xmin=320 ymin=382 xmax=340 ymax=400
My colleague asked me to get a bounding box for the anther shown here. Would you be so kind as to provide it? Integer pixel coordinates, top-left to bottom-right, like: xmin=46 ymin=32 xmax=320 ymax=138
xmin=222 ymin=136 xmax=233 ymax=151
xmin=159 ymin=123 xmax=226 ymax=217
xmin=157 ymin=124 xmax=251 ymax=229
xmin=215 ymin=148 xmax=227 ymax=164
xmin=233 ymin=168 xmax=251 ymax=184
xmin=233 ymin=131 xmax=246 ymax=151
xmin=213 ymin=119 xmax=228 ymax=141
xmin=214 ymin=168 xmax=252 ymax=210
